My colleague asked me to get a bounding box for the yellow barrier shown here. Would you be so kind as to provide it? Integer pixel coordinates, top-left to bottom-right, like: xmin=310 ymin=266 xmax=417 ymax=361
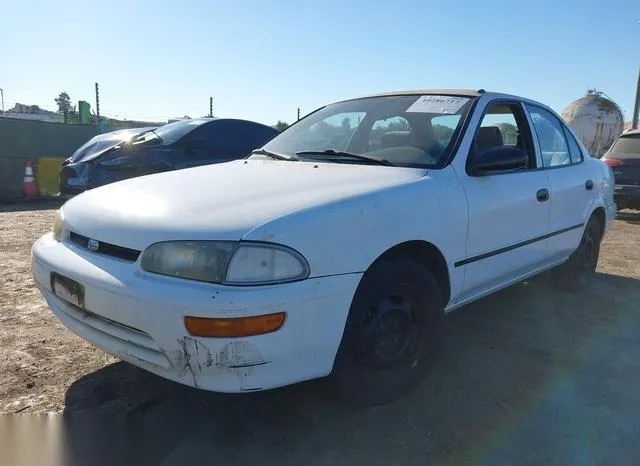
xmin=36 ymin=157 xmax=67 ymax=196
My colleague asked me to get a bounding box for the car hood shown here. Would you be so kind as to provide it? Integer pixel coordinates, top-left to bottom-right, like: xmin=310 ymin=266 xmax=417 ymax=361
xmin=61 ymin=159 xmax=427 ymax=251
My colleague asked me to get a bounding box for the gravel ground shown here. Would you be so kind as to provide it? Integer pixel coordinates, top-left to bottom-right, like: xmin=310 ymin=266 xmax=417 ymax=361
xmin=1 ymin=201 xmax=640 ymax=465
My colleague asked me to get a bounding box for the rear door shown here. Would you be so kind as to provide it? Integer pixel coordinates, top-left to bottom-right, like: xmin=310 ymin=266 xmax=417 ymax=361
xmin=525 ymin=104 xmax=594 ymax=261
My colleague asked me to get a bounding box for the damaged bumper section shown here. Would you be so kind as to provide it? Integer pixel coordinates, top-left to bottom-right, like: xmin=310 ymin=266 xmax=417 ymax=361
xmin=31 ymin=233 xmax=361 ymax=392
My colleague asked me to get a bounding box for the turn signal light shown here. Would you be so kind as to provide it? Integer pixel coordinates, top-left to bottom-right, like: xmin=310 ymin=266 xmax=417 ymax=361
xmin=602 ymin=157 xmax=624 ymax=167
xmin=184 ymin=312 xmax=286 ymax=338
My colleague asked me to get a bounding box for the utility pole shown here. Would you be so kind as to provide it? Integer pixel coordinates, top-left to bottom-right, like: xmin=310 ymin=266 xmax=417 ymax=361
xmin=209 ymin=97 xmax=213 ymax=117
xmin=0 ymin=88 xmax=4 ymax=115
xmin=95 ymin=82 xmax=100 ymax=120
xmin=297 ymin=107 xmax=300 ymax=121
xmin=632 ymin=21 xmax=640 ymax=130
xmin=632 ymin=65 xmax=640 ymax=130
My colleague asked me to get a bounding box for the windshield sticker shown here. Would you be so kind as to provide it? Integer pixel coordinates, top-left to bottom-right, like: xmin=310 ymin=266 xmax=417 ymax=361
xmin=406 ymin=95 xmax=470 ymax=114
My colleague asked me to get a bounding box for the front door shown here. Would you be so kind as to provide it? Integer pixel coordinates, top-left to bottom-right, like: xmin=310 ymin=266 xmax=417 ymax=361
xmin=455 ymin=101 xmax=552 ymax=300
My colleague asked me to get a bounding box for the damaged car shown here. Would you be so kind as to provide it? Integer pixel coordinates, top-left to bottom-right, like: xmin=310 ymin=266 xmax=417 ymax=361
xmin=32 ymin=89 xmax=616 ymax=406
xmin=59 ymin=118 xmax=278 ymax=195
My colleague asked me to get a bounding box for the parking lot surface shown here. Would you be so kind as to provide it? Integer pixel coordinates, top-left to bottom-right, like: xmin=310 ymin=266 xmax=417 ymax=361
xmin=1 ymin=201 xmax=639 ymax=465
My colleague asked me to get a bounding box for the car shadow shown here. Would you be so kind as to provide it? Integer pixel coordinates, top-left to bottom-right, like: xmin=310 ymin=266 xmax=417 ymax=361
xmin=616 ymin=209 xmax=640 ymax=225
xmin=62 ymin=272 xmax=640 ymax=465
xmin=0 ymin=197 xmax=66 ymax=213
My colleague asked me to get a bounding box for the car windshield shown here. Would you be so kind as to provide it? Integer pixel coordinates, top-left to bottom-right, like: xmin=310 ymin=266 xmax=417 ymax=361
xmin=150 ymin=119 xmax=213 ymax=145
xmin=251 ymin=94 xmax=475 ymax=167
xmin=69 ymin=128 xmax=151 ymax=162
xmin=610 ymin=134 xmax=640 ymax=157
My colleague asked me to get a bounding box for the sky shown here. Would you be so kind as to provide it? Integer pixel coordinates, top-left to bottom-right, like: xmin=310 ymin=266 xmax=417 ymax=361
xmin=1 ymin=0 xmax=638 ymax=126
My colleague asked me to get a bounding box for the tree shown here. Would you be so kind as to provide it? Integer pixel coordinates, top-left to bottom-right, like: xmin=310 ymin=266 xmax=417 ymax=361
xmin=432 ymin=124 xmax=455 ymax=143
xmin=275 ymin=120 xmax=289 ymax=132
xmin=55 ymin=92 xmax=72 ymax=115
xmin=494 ymin=123 xmax=518 ymax=145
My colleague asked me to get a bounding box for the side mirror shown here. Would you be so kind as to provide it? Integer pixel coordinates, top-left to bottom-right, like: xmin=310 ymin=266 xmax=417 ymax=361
xmin=468 ymin=146 xmax=528 ymax=176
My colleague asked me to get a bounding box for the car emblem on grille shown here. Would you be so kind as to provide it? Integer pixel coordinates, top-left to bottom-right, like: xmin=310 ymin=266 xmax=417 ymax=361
xmin=87 ymin=239 xmax=99 ymax=251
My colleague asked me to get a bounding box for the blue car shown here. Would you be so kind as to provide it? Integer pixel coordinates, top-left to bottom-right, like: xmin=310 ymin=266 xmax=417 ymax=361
xmin=59 ymin=118 xmax=278 ymax=195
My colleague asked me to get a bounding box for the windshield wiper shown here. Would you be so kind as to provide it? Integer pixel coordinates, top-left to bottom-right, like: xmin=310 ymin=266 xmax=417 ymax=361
xmin=250 ymin=148 xmax=298 ymax=161
xmin=150 ymin=129 xmax=163 ymax=142
xmin=295 ymin=149 xmax=395 ymax=166
xmin=131 ymin=129 xmax=162 ymax=144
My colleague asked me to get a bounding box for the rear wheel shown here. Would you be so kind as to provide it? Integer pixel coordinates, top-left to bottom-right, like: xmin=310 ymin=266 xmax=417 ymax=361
xmin=331 ymin=259 xmax=444 ymax=407
xmin=552 ymin=215 xmax=602 ymax=291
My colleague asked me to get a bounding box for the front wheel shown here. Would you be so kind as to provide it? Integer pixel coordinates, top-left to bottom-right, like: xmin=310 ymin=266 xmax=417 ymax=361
xmin=331 ymin=259 xmax=444 ymax=407
xmin=552 ymin=216 xmax=602 ymax=291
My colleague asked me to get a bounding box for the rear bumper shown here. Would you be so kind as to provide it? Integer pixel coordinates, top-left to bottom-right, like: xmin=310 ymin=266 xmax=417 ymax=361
xmin=31 ymin=233 xmax=361 ymax=392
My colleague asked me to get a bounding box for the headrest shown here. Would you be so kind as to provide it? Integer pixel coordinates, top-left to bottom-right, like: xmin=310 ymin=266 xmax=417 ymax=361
xmin=477 ymin=126 xmax=504 ymax=152
xmin=381 ymin=131 xmax=413 ymax=149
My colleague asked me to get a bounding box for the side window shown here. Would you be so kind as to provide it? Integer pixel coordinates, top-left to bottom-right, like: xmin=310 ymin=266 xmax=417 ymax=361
xmin=526 ymin=105 xmax=571 ymax=167
xmin=231 ymin=122 xmax=277 ymax=149
xmin=367 ymin=116 xmax=412 ymax=151
xmin=188 ymin=121 xmax=220 ymax=146
xmin=473 ymin=102 xmax=535 ymax=168
xmin=563 ymin=127 xmax=584 ymax=163
xmin=307 ymin=112 xmax=365 ymax=151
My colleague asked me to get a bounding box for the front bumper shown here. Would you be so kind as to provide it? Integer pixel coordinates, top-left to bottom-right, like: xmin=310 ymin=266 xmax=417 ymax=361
xmin=31 ymin=233 xmax=361 ymax=392
xmin=614 ymin=185 xmax=640 ymax=209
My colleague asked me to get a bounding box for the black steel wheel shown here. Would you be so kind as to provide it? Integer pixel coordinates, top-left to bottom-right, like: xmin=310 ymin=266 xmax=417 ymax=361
xmin=331 ymin=258 xmax=444 ymax=407
xmin=553 ymin=216 xmax=602 ymax=291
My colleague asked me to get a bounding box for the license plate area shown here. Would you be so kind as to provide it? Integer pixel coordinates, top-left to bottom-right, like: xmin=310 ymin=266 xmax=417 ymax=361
xmin=50 ymin=272 xmax=85 ymax=309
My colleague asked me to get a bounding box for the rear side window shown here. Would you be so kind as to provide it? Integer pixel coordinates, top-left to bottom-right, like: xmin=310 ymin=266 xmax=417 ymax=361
xmin=197 ymin=120 xmax=277 ymax=148
xmin=526 ymin=105 xmax=571 ymax=167
xmin=564 ymin=128 xmax=584 ymax=163
xmin=610 ymin=134 xmax=640 ymax=157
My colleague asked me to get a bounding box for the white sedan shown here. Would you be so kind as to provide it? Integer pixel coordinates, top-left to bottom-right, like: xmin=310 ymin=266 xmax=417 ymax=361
xmin=32 ymin=89 xmax=616 ymax=406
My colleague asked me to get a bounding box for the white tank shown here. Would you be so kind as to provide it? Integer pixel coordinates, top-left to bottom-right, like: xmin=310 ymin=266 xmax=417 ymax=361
xmin=561 ymin=90 xmax=624 ymax=157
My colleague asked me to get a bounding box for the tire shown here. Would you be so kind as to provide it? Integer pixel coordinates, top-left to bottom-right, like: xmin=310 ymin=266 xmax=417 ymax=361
xmin=331 ymin=258 xmax=444 ymax=407
xmin=552 ymin=215 xmax=602 ymax=291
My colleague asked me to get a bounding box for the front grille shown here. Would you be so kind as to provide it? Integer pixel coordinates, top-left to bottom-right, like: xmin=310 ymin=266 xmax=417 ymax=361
xmin=69 ymin=231 xmax=141 ymax=262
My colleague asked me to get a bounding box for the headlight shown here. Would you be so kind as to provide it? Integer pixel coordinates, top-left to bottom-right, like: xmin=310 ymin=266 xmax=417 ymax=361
xmin=53 ymin=210 xmax=64 ymax=242
xmin=140 ymin=241 xmax=309 ymax=285
xmin=225 ymin=243 xmax=309 ymax=285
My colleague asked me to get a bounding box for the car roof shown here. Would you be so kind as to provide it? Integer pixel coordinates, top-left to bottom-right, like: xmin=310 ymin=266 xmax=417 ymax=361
xmin=170 ymin=117 xmax=277 ymax=131
xmin=333 ymin=88 xmax=538 ymax=104
xmin=331 ymin=88 xmax=558 ymax=115
xmin=351 ymin=88 xmax=484 ymax=99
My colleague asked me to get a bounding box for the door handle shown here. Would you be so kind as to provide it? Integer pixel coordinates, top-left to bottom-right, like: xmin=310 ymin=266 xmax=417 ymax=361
xmin=536 ymin=188 xmax=549 ymax=202
xmin=585 ymin=179 xmax=594 ymax=191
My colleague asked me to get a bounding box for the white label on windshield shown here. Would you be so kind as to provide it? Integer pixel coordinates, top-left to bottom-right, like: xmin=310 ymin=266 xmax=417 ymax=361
xmin=406 ymin=95 xmax=469 ymax=114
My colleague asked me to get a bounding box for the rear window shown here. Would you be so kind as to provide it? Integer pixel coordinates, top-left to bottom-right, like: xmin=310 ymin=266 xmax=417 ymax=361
xmin=610 ymin=134 xmax=640 ymax=157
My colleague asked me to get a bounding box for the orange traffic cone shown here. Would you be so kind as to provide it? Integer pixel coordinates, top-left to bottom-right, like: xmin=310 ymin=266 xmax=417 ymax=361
xmin=23 ymin=161 xmax=38 ymax=200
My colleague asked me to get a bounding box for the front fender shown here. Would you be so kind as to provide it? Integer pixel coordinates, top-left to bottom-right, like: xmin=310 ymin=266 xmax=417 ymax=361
xmin=243 ymin=166 xmax=469 ymax=301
